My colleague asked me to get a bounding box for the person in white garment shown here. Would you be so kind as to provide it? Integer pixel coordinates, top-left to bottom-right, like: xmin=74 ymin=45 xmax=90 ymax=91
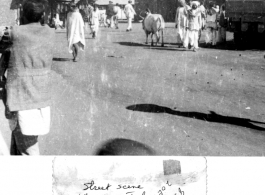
xmin=175 ymin=0 xmax=188 ymax=47
xmin=183 ymin=1 xmax=201 ymax=52
xmin=89 ymin=4 xmax=100 ymax=38
xmin=198 ymin=0 xmax=206 ymax=41
xmin=66 ymin=2 xmax=85 ymax=62
xmin=205 ymin=2 xmax=219 ymax=47
xmin=124 ymin=0 xmax=136 ymax=31
xmin=52 ymin=13 xmax=64 ymax=29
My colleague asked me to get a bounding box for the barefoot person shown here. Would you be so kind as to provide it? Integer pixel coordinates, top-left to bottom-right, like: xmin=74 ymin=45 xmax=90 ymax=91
xmin=66 ymin=2 xmax=85 ymax=62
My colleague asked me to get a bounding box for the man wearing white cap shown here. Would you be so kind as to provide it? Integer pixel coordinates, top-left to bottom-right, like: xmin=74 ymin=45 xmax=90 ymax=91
xmin=183 ymin=1 xmax=202 ymax=51
xmin=124 ymin=0 xmax=136 ymax=31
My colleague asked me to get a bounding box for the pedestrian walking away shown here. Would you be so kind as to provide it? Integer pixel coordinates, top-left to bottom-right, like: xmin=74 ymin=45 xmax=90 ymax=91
xmin=124 ymin=0 xmax=136 ymax=31
xmin=66 ymin=2 xmax=86 ymax=62
xmin=4 ymin=0 xmax=55 ymax=155
xmin=89 ymin=4 xmax=100 ymax=38
xmin=198 ymin=0 xmax=206 ymax=41
xmin=106 ymin=1 xmax=115 ymax=28
xmin=175 ymin=0 xmax=188 ymax=47
xmin=205 ymin=1 xmax=219 ymax=47
xmin=82 ymin=4 xmax=93 ymax=34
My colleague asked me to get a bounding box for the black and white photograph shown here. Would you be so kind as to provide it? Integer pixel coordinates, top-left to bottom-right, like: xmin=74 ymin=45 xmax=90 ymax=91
xmin=0 ymin=0 xmax=265 ymax=194
xmin=1 ymin=0 xmax=265 ymax=156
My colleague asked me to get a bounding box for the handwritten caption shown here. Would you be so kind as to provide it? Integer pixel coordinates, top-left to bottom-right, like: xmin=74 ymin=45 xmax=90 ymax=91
xmin=81 ymin=180 xmax=184 ymax=195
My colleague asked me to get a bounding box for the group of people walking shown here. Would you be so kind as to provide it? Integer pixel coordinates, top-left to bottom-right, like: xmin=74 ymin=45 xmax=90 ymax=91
xmin=65 ymin=0 xmax=137 ymax=63
xmin=175 ymin=0 xmax=227 ymax=51
xmin=1 ymin=0 xmax=229 ymax=155
xmin=104 ymin=0 xmax=136 ymax=31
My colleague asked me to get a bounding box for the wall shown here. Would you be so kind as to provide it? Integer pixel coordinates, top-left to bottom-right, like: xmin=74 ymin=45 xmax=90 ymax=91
xmin=135 ymin=0 xmax=178 ymax=22
xmin=0 ymin=0 xmax=18 ymax=26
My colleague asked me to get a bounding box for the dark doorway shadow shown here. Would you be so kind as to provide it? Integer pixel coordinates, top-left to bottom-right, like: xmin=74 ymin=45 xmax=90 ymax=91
xmin=53 ymin=57 xmax=72 ymax=62
xmin=126 ymin=104 xmax=265 ymax=131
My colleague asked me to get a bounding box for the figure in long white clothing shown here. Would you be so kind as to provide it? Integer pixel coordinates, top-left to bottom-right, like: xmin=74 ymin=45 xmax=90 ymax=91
xmin=124 ymin=0 xmax=136 ymax=31
xmin=175 ymin=0 xmax=187 ymax=47
xmin=183 ymin=1 xmax=201 ymax=52
xmin=66 ymin=2 xmax=85 ymax=62
xmin=89 ymin=5 xmax=100 ymax=38
xmin=53 ymin=13 xmax=64 ymax=29
xmin=205 ymin=2 xmax=219 ymax=47
xmin=198 ymin=0 xmax=206 ymax=41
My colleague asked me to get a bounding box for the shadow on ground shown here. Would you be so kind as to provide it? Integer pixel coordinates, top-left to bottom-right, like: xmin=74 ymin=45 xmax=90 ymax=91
xmin=53 ymin=57 xmax=72 ymax=62
xmin=126 ymin=104 xmax=265 ymax=131
xmin=116 ymin=42 xmax=184 ymax=51
xmin=199 ymin=40 xmax=265 ymax=51
xmin=116 ymin=41 xmax=148 ymax=47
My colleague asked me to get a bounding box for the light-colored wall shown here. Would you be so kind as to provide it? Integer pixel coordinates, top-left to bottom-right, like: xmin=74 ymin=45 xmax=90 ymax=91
xmin=0 ymin=0 xmax=18 ymax=26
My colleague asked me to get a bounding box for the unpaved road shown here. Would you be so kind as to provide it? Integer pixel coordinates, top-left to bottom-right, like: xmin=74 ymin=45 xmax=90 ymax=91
xmin=1 ymin=23 xmax=265 ymax=155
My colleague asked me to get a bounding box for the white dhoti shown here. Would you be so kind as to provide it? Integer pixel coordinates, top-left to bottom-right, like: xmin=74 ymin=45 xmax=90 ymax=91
xmin=184 ymin=29 xmax=199 ymax=49
xmin=18 ymin=106 xmax=51 ymax=136
xmin=176 ymin=26 xmax=186 ymax=44
xmin=9 ymin=106 xmax=51 ymax=155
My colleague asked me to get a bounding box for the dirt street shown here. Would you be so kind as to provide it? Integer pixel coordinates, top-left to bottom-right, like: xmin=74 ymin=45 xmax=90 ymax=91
xmin=1 ymin=22 xmax=265 ymax=155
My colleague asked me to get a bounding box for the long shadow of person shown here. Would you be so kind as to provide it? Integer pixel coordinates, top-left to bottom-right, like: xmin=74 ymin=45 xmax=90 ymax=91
xmin=126 ymin=104 xmax=265 ymax=131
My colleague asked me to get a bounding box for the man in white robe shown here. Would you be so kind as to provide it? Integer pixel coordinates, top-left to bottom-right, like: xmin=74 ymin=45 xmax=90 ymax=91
xmin=124 ymin=0 xmax=136 ymax=31
xmin=89 ymin=5 xmax=100 ymax=38
xmin=175 ymin=0 xmax=187 ymax=47
xmin=66 ymin=2 xmax=85 ymax=62
xmin=205 ymin=3 xmax=219 ymax=47
xmin=183 ymin=1 xmax=201 ymax=51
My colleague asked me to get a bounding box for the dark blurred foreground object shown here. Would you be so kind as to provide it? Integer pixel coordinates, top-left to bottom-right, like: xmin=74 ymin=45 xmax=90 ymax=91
xmin=95 ymin=138 xmax=156 ymax=155
xmin=0 ymin=26 xmax=12 ymax=119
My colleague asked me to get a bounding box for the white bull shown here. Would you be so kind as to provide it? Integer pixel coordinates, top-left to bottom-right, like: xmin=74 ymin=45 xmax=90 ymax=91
xmin=142 ymin=13 xmax=165 ymax=47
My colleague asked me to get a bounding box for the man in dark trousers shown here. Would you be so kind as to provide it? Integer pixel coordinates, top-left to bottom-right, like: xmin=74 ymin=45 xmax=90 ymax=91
xmin=106 ymin=1 xmax=115 ymax=28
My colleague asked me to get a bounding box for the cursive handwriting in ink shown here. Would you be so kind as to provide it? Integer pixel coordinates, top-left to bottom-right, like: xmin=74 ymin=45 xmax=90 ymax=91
xmin=125 ymin=191 xmax=146 ymax=195
xmin=178 ymin=188 xmax=184 ymax=195
xmin=117 ymin=184 xmax=144 ymax=190
xmin=158 ymin=186 xmax=166 ymax=195
xmin=83 ymin=180 xmax=111 ymax=191
xmin=166 ymin=181 xmax=172 ymax=187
